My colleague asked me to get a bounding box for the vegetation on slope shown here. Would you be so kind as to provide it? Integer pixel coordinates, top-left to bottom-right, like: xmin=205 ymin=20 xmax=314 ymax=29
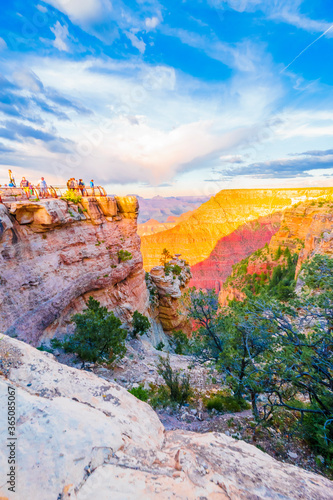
xmin=181 ymin=255 xmax=333 ymax=475
xmin=224 ymin=245 xmax=299 ymax=300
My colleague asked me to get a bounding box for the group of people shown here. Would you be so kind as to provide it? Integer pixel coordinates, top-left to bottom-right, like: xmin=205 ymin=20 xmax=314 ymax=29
xmin=67 ymin=178 xmax=95 ymax=195
xmin=0 ymin=176 xmax=49 ymax=198
xmin=1 ymin=171 xmax=96 ymax=200
xmin=20 ymin=176 xmax=48 ymax=198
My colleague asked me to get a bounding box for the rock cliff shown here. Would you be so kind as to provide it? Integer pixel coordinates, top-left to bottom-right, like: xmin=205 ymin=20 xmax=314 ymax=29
xmin=0 ymin=335 xmax=332 ymax=500
xmin=141 ymin=188 xmax=333 ymax=271
xmin=190 ymin=213 xmax=281 ymax=291
xmin=0 ymin=197 xmax=152 ymax=346
xmin=220 ymin=198 xmax=333 ymax=304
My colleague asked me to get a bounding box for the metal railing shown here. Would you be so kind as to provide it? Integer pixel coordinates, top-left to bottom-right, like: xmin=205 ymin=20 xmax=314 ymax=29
xmin=0 ymin=185 xmax=107 ymax=202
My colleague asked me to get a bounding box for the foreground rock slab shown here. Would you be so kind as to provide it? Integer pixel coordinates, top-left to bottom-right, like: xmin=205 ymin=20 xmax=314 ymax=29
xmin=0 ymin=336 xmax=332 ymax=499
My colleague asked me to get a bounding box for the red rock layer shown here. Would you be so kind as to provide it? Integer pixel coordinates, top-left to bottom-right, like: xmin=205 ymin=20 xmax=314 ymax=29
xmin=190 ymin=214 xmax=281 ymax=291
xmin=141 ymin=187 xmax=333 ymax=271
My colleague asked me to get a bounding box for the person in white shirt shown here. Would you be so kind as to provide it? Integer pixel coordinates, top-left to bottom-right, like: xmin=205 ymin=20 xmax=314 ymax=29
xmin=37 ymin=177 xmax=48 ymax=198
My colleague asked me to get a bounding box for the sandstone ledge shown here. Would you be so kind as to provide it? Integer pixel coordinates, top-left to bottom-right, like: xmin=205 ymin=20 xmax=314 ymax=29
xmin=0 ymin=335 xmax=332 ymax=500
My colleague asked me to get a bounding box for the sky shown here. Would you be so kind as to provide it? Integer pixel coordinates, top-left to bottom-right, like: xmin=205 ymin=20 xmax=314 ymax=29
xmin=0 ymin=0 xmax=332 ymax=197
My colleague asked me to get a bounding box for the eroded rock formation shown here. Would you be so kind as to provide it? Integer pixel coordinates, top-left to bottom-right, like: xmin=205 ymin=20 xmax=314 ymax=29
xmin=149 ymin=258 xmax=192 ymax=334
xmin=0 ymin=335 xmax=331 ymax=500
xmin=0 ymin=197 xmax=151 ymax=345
xmin=141 ymin=188 xmax=333 ymax=271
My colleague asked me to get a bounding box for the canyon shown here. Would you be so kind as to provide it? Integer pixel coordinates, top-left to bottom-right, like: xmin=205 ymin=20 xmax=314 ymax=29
xmin=220 ymin=198 xmax=333 ymax=304
xmin=137 ymin=195 xmax=209 ymax=223
xmin=141 ymin=188 xmax=333 ymax=272
xmin=1 ymin=191 xmax=333 ymax=499
xmin=137 ymin=211 xmax=192 ymax=237
xmin=190 ymin=213 xmax=281 ymax=291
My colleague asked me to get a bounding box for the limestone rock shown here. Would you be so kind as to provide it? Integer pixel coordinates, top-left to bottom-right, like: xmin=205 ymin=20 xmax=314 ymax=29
xmin=9 ymin=199 xmax=84 ymax=231
xmin=0 ymin=335 xmax=332 ymax=500
xmin=115 ymin=196 xmax=139 ymax=220
xmin=0 ymin=198 xmax=149 ymax=345
xmin=96 ymin=197 xmax=118 ymax=218
xmin=149 ymin=259 xmax=192 ymax=333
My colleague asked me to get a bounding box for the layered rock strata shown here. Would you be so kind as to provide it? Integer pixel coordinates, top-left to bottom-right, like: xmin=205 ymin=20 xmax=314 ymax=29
xmin=0 ymin=335 xmax=332 ymax=500
xmin=141 ymin=188 xmax=333 ymax=271
xmin=220 ymin=200 xmax=333 ymax=304
xmin=0 ymin=197 xmax=151 ymax=345
xmin=190 ymin=213 xmax=281 ymax=291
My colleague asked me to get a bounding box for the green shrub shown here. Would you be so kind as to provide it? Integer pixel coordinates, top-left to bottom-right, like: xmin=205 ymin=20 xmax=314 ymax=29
xmin=157 ymin=356 xmax=192 ymax=406
xmin=205 ymin=394 xmax=250 ymax=413
xmin=156 ymin=341 xmax=165 ymax=351
xmin=172 ymin=330 xmax=190 ymax=355
xmin=160 ymin=248 xmax=172 ymax=265
xmin=149 ymin=385 xmax=172 ymax=409
xmin=171 ymin=264 xmax=182 ymax=276
xmin=132 ymin=311 xmax=150 ymax=337
xmin=117 ymin=249 xmax=132 ymax=262
xmin=61 ymin=190 xmax=82 ymax=204
xmin=128 ymin=385 xmax=149 ymax=402
xmin=59 ymin=297 xmax=127 ymax=366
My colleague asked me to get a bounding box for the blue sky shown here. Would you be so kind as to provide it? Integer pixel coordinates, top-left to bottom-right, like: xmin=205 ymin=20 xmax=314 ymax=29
xmin=0 ymin=0 xmax=332 ymax=196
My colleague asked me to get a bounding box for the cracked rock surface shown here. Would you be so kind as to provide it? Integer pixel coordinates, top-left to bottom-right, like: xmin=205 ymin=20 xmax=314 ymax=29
xmin=0 ymin=335 xmax=332 ymax=500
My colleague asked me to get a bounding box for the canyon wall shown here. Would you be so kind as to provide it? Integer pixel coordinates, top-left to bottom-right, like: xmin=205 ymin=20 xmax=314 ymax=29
xmin=1 ymin=334 xmax=331 ymax=500
xmin=141 ymin=188 xmax=333 ymax=271
xmin=0 ymin=197 xmax=155 ymax=346
xmin=220 ymin=199 xmax=333 ymax=304
xmin=190 ymin=213 xmax=281 ymax=291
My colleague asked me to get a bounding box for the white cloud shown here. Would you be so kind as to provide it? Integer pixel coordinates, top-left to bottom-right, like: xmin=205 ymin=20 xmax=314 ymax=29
xmin=125 ymin=32 xmax=146 ymax=54
xmin=37 ymin=4 xmax=48 ymax=13
xmin=0 ymin=37 xmax=7 ymax=50
xmin=50 ymin=22 xmax=70 ymax=52
xmin=145 ymin=16 xmax=160 ymax=30
xmin=12 ymin=69 xmax=44 ymax=92
xmin=161 ymin=27 xmax=269 ymax=73
xmin=213 ymin=0 xmax=333 ymax=34
xmin=43 ymin=0 xmax=112 ymax=25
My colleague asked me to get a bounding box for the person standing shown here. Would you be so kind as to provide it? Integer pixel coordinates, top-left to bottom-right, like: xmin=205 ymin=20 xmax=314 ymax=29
xmin=78 ymin=179 xmax=85 ymax=196
xmin=37 ymin=177 xmax=48 ymax=198
xmin=20 ymin=176 xmax=30 ymax=198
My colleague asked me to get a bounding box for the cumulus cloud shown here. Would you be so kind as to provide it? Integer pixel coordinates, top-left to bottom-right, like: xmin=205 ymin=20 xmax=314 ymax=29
xmin=145 ymin=16 xmax=160 ymax=30
xmin=43 ymin=0 xmax=112 ymax=25
xmin=50 ymin=21 xmax=70 ymax=52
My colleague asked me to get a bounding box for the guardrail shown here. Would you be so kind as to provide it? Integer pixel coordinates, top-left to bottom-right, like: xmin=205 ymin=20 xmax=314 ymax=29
xmin=0 ymin=186 xmax=107 ymax=203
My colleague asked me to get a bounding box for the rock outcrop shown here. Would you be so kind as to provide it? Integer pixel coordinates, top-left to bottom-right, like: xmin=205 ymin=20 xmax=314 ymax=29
xmin=0 ymin=197 xmax=150 ymax=345
xmin=149 ymin=258 xmax=192 ymax=334
xmin=0 ymin=335 xmax=332 ymax=500
xmin=141 ymin=188 xmax=333 ymax=271
xmin=190 ymin=213 xmax=281 ymax=291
